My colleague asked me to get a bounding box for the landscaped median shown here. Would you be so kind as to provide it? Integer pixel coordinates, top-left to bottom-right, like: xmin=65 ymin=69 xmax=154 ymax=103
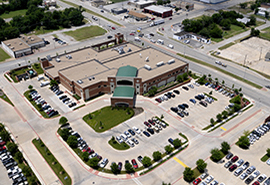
xmin=32 ymin=138 xmax=71 ymax=185
xmin=177 ymin=53 xmax=262 ymax=89
xmin=0 ymin=89 xmax=14 ymax=106
xmin=108 ymin=136 xmax=130 ymax=150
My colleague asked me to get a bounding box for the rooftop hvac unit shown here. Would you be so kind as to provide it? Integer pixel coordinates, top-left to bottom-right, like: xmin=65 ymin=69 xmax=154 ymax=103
xmin=11 ymin=47 xmax=14 ymax=49
xmin=28 ymin=36 xmax=31 ymax=39
xmin=127 ymin=48 xmax=132 ymax=52
xmin=92 ymin=76 xmax=95 ymax=80
xmin=168 ymin=59 xmax=175 ymax=64
xmin=31 ymin=38 xmax=34 ymax=41
xmin=88 ymin=77 xmax=92 ymax=81
xmin=77 ymin=80 xmax=83 ymax=84
xmin=156 ymin=61 xmax=164 ymax=67
xmin=144 ymin=64 xmax=151 ymax=70
xmin=7 ymin=43 xmax=11 ymax=46
xmin=19 ymin=42 xmax=22 ymax=45
xmin=145 ymin=56 xmax=149 ymax=62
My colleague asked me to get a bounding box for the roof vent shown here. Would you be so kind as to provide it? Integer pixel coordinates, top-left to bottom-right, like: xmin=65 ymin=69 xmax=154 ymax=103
xmin=19 ymin=42 xmax=22 ymax=45
xmin=88 ymin=77 xmax=91 ymax=81
xmin=156 ymin=61 xmax=164 ymax=67
xmin=7 ymin=43 xmax=11 ymax=46
xmin=11 ymin=47 xmax=14 ymax=49
xmin=77 ymin=80 xmax=83 ymax=84
xmin=168 ymin=59 xmax=175 ymax=64
xmin=144 ymin=64 xmax=151 ymax=70
xmin=92 ymin=76 xmax=95 ymax=80
xmin=145 ymin=56 xmax=149 ymax=62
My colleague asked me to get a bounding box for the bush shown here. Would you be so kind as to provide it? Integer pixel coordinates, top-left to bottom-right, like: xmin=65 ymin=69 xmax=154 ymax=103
xmin=22 ymin=166 xmax=32 ymax=177
xmin=152 ymin=151 xmax=162 ymax=162
xmin=196 ymin=159 xmax=207 ymax=173
xmin=7 ymin=142 xmax=18 ymax=156
xmin=111 ymin=162 xmax=119 ymax=174
xmin=82 ymin=152 xmax=89 ymax=162
xmin=165 ymin=145 xmax=174 ymax=154
xmin=183 ymin=167 xmax=194 ymax=182
xmin=59 ymin=116 xmax=68 ymax=125
xmin=148 ymin=86 xmax=158 ymax=97
xmin=267 ymin=148 xmax=270 ymax=157
xmin=89 ymin=157 xmax=99 ymax=169
xmin=220 ymin=141 xmax=230 ymax=154
xmin=125 ymin=162 xmax=134 ymax=173
xmin=236 ymin=132 xmax=250 ymax=149
xmin=142 ymin=156 xmax=152 ymax=167
xmin=15 ymin=152 xmax=23 ymax=163
xmin=173 ymin=138 xmax=182 ymax=149
xmin=216 ymin=114 xmax=222 ymax=122
xmin=67 ymin=135 xmax=78 ymax=148
xmin=210 ymin=148 xmax=223 ymax=162
xmin=58 ymin=128 xmax=70 ymax=141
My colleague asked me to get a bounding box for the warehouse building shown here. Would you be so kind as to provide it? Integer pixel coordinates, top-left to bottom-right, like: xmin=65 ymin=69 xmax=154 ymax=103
xmin=144 ymin=5 xmax=172 ymax=18
xmin=40 ymin=33 xmax=188 ymax=107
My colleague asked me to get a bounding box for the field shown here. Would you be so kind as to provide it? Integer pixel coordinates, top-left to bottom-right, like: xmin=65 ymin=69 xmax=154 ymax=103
xmin=0 ymin=47 xmax=11 ymax=62
xmin=260 ymin=26 xmax=270 ymax=40
xmin=64 ymin=26 xmax=107 ymax=41
xmin=83 ymin=106 xmax=134 ymax=132
xmin=223 ymin=25 xmax=248 ymax=39
xmin=0 ymin=9 xmax=27 ymax=19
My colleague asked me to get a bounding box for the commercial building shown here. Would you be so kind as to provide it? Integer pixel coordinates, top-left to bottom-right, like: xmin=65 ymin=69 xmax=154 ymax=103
xmin=173 ymin=31 xmax=211 ymax=44
xmin=129 ymin=0 xmax=155 ymax=9
xmin=40 ymin=33 xmax=188 ymax=107
xmin=175 ymin=1 xmax=194 ymax=11
xmin=199 ymin=0 xmax=228 ymax=4
xmin=144 ymin=5 xmax=172 ymax=18
xmin=91 ymin=0 xmax=107 ymax=7
xmin=236 ymin=17 xmax=250 ymax=25
xmin=1 ymin=35 xmax=45 ymax=58
xmin=111 ymin=7 xmax=127 ymax=14
xmin=128 ymin=10 xmax=148 ymax=21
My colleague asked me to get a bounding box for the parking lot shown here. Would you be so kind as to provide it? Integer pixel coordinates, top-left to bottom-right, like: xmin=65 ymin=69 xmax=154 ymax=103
xmin=155 ymin=83 xmax=231 ymax=130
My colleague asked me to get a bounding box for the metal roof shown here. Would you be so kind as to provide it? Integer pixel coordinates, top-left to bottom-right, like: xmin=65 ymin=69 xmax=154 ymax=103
xmin=113 ymin=86 xmax=134 ymax=98
xmin=116 ymin=65 xmax=137 ymax=77
xmin=144 ymin=5 xmax=172 ymax=14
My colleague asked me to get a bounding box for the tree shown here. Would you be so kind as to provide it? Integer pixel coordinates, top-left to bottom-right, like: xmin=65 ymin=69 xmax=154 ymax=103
xmin=182 ymin=72 xmax=188 ymax=80
xmin=233 ymin=104 xmax=242 ymax=112
xmin=222 ymin=80 xmax=225 ymax=85
xmin=265 ymin=11 xmax=269 ymax=19
xmin=183 ymin=167 xmax=194 ymax=182
xmin=125 ymin=162 xmax=134 ymax=173
xmin=142 ymin=156 xmax=152 ymax=167
xmin=210 ymin=148 xmax=223 ymax=162
xmin=220 ymin=19 xmax=231 ymax=30
xmin=162 ymin=182 xmax=171 ymax=185
xmin=111 ymin=162 xmax=119 ymax=174
xmin=237 ymin=133 xmax=250 ymax=149
xmin=153 ymin=151 xmax=162 ymax=161
xmin=59 ymin=116 xmax=68 ymax=125
xmin=250 ymin=27 xmax=260 ymax=36
xmin=89 ymin=156 xmax=99 ymax=168
xmin=254 ymin=8 xmax=259 ymax=15
xmin=148 ymin=86 xmax=157 ymax=97
xmin=50 ymin=79 xmax=58 ymax=86
xmin=209 ymin=91 xmax=213 ymax=95
xmin=165 ymin=145 xmax=174 ymax=154
xmin=222 ymin=110 xmax=228 ymax=119
xmin=157 ymin=0 xmax=163 ymax=5
xmin=22 ymin=166 xmax=32 ymax=177
xmin=210 ymin=24 xmax=223 ymax=38
xmin=82 ymin=151 xmax=89 ymax=162
xmin=7 ymin=142 xmax=18 ymax=156
xmin=248 ymin=15 xmax=256 ymax=25
xmin=15 ymin=151 xmax=23 ymax=163
xmin=177 ymin=74 xmax=183 ymax=82
xmin=196 ymin=159 xmax=207 ymax=173
xmin=67 ymin=135 xmax=77 ymax=148
xmin=216 ymin=114 xmax=222 ymax=122
xmin=0 ymin=130 xmax=10 ymax=142
xmin=173 ymin=138 xmax=182 ymax=149
xmin=28 ymin=85 xmax=33 ymax=90
xmin=210 ymin=118 xmax=215 ymax=126
xmin=221 ymin=141 xmax=230 ymax=154
xmin=175 ymin=7 xmax=179 ymax=12
xmin=59 ymin=128 xmax=70 ymax=141
xmin=240 ymin=3 xmax=247 ymax=9
xmin=266 ymin=148 xmax=270 ymax=157
xmin=186 ymin=5 xmax=190 ymax=10
xmin=239 ymin=87 xmax=242 ymax=92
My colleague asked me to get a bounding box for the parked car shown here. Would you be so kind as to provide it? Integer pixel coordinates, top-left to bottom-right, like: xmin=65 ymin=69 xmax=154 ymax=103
xmin=173 ymin=90 xmax=180 ymax=94
xmin=193 ymin=178 xmax=201 ymax=185
xmin=182 ymin=86 xmax=189 ymax=91
xmin=224 ymin=161 xmax=232 ymax=168
xmin=168 ymin=138 xmax=174 ymax=145
xmin=190 ymin=99 xmax=196 ymax=104
xmin=257 ymin=174 xmax=267 ymax=183
xmin=132 ymin=127 xmax=141 ymax=134
xmin=236 ymin=159 xmax=244 ymax=167
xmin=242 ymin=161 xmax=250 ymax=170
xmin=231 ymin=155 xmax=239 ymax=162
xmin=143 ymin=131 xmax=150 ymax=137
xmin=205 ymin=175 xmax=214 ymax=184
xmin=99 ymin=158 xmax=108 ymax=168
xmin=137 ymin=156 xmax=143 ymax=164
xmin=131 ymin=159 xmax=138 ymax=169
xmin=199 ymin=101 xmax=207 ymax=107
xmin=128 ymin=129 xmax=135 ymax=136
xmin=245 ymin=175 xmax=254 ymax=184
xmin=229 ymin=164 xmax=237 ymax=172
xmin=246 ymin=166 xmax=256 ymax=174
xmin=118 ymin=162 xmax=122 ymax=171
xmin=147 ymin=128 xmax=154 ymax=134
xmin=234 ymin=167 xmax=243 ymax=176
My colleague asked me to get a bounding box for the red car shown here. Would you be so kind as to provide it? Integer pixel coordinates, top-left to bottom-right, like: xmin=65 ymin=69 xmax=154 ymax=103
xmin=231 ymin=155 xmax=239 ymax=163
xmin=229 ymin=164 xmax=237 ymax=172
xmin=130 ymin=33 xmax=135 ymax=36
xmin=252 ymin=181 xmax=260 ymax=185
xmin=148 ymin=119 xmax=155 ymax=126
xmin=215 ymin=85 xmax=221 ymax=91
xmin=193 ymin=178 xmax=201 ymax=185
xmin=144 ymin=121 xmax=151 ymax=128
xmin=131 ymin=159 xmax=138 ymax=169
xmin=151 ymin=18 xmax=155 ymax=20
xmin=82 ymin=147 xmax=90 ymax=153
xmin=112 ymin=27 xmax=116 ymax=30
xmin=155 ymin=98 xmax=161 ymax=103
xmin=0 ymin=146 xmax=6 ymax=151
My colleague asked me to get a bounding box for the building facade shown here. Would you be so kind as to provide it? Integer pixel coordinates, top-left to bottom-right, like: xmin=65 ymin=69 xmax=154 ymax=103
xmin=144 ymin=5 xmax=172 ymax=18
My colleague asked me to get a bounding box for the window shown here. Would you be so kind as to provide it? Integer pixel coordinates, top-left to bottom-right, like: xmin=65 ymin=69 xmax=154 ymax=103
xmin=98 ymin=85 xmax=101 ymax=88
xmin=176 ymin=71 xmax=178 ymax=73
xmin=117 ymin=80 xmax=133 ymax=86
xmin=173 ymin=72 xmax=175 ymax=75
xmin=153 ymin=80 xmax=155 ymax=83
xmin=111 ymin=85 xmax=113 ymax=87
xmin=137 ymin=85 xmax=139 ymax=88
xmin=104 ymin=85 xmax=107 ymax=87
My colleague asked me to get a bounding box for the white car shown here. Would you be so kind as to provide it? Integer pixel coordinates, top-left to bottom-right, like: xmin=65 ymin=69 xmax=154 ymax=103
xmin=126 ymin=140 xmax=134 ymax=147
xmin=124 ymin=131 xmax=131 ymax=138
xmin=116 ymin=136 xmax=123 ymax=143
xmin=167 ymin=44 xmax=174 ymax=49
xmin=215 ymin=60 xmax=222 ymax=65
xmin=120 ymin=134 xmax=127 ymax=141
xmin=132 ymin=126 xmax=141 ymax=134
xmin=267 ymin=159 xmax=270 ymax=165
xmin=205 ymin=175 xmax=214 ymax=183
xmin=99 ymin=158 xmax=108 ymax=168
xmin=89 ymin=153 xmax=98 ymax=159
xmin=210 ymin=180 xmax=218 ymax=185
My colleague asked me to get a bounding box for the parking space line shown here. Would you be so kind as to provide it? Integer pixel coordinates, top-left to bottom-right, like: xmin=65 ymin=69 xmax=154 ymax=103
xmin=220 ymin=127 xmax=227 ymax=131
xmin=173 ymin=157 xmax=188 ymax=168
xmin=132 ymin=178 xmax=143 ymax=185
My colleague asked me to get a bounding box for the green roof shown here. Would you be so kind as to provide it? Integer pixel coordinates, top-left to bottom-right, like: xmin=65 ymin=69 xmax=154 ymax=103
xmin=113 ymin=87 xmax=134 ymax=98
xmin=116 ymin=65 xmax=137 ymax=77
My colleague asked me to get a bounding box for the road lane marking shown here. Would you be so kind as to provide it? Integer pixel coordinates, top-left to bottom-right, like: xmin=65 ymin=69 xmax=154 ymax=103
xmin=132 ymin=178 xmax=143 ymax=185
xmin=220 ymin=127 xmax=227 ymax=131
xmin=173 ymin=157 xmax=188 ymax=168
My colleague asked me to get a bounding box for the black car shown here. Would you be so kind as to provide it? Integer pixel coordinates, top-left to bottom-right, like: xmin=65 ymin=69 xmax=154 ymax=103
xmin=244 ymin=175 xmax=254 ymax=184
xmin=138 ymin=34 xmax=144 ymax=37
xmin=198 ymin=94 xmax=204 ymax=99
xmin=62 ymin=98 xmax=70 ymax=103
xmin=150 ymin=33 xmax=154 ymax=36
xmin=107 ymin=35 xmax=112 ymax=39
xmin=226 ymin=152 xmax=233 ymax=159
xmin=170 ymin=107 xmax=178 ymax=113
xmin=59 ymin=95 xmax=67 ymax=100
xmin=125 ymin=160 xmax=130 ymax=164
xmin=69 ymin=102 xmax=76 ymax=108
xmin=199 ymin=101 xmax=207 ymax=107
xmin=128 ymin=129 xmax=135 ymax=136
xmin=182 ymin=86 xmax=189 ymax=91
xmin=182 ymin=103 xmax=189 ymax=108
xmin=173 ymin=90 xmax=180 ymax=95
xmin=168 ymin=138 xmax=174 ymax=145
xmin=143 ymin=131 xmax=150 ymax=137
xmin=166 ymin=93 xmax=171 ymax=99
xmin=147 ymin=128 xmax=154 ymax=135
xmin=242 ymin=161 xmax=250 ymax=170
xmin=137 ymin=156 xmax=143 ymax=164
xmin=195 ymin=96 xmax=202 ymax=100
xmin=177 ymin=112 xmax=184 ymax=117
xmin=178 ymin=104 xmax=185 ymax=110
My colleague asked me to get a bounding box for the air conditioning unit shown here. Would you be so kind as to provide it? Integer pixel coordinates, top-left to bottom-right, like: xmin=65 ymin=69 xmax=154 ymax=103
xmin=168 ymin=59 xmax=175 ymax=64
xmin=19 ymin=42 xmax=22 ymax=45
xmin=145 ymin=56 xmax=149 ymax=62
xmin=144 ymin=64 xmax=151 ymax=70
xmin=156 ymin=61 xmax=164 ymax=67
xmin=7 ymin=43 xmax=11 ymax=46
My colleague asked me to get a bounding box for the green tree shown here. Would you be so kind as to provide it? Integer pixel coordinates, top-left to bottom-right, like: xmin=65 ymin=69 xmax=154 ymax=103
xmin=210 ymin=24 xmax=223 ymax=38
xmin=50 ymin=79 xmax=58 ymax=86
xmin=175 ymin=7 xmax=179 ymax=12
xmin=28 ymin=85 xmax=33 ymax=90
xmin=67 ymin=135 xmax=77 ymax=148
xmin=220 ymin=19 xmax=231 ymax=30
xmin=153 ymin=151 xmax=162 ymax=161
xmin=82 ymin=151 xmax=89 ymax=162
xmin=221 ymin=141 xmax=230 ymax=154
xmin=237 ymin=133 xmax=250 ymax=149
xmin=240 ymin=2 xmax=247 ymax=9
xmin=0 ymin=130 xmax=10 ymax=142
xmin=266 ymin=148 xmax=270 ymax=157
xmin=210 ymin=118 xmax=215 ymax=126
xmin=222 ymin=80 xmax=225 ymax=85
xmin=125 ymin=162 xmax=134 ymax=173
xmin=183 ymin=167 xmax=194 ymax=182
xmin=15 ymin=151 xmax=23 ymax=163
xmin=210 ymin=148 xmax=223 ymax=162
xmin=209 ymin=91 xmax=213 ymax=95
xmin=177 ymin=74 xmax=183 ymax=82
xmin=173 ymin=138 xmax=182 ymax=149
xmin=265 ymin=11 xmax=269 ymax=19
xmin=59 ymin=116 xmax=68 ymax=125
xmin=165 ymin=145 xmax=174 ymax=154
xmin=22 ymin=166 xmax=32 ymax=177
xmin=7 ymin=142 xmax=18 ymax=156
xmin=182 ymin=72 xmax=188 ymax=80
xmin=196 ymin=159 xmax=207 ymax=173
xmin=111 ymin=162 xmax=119 ymax=174
xmin=248 ymin=15 xmax=256 ymax=25
xmin=89 ymin=156 xmax=99 ymax=168
xmin=162 ymin=182 xmax=171 ymax=185
xmin=222 ymin=110 xmax=228 ymax=119
xmin=216 ymin=113 xmax=222 ymax=122
xmin=157 ymin=0 xmax=163 ymax=5
xmin=148 ymin=86 xmax=157 ymax=97
xmin=59 ymin=128 xmax=70 ymax=141
xmin=233 ymin=104 xmax=242 ymax=112
xmin=142 ymin=156 xmax=152 ymax=167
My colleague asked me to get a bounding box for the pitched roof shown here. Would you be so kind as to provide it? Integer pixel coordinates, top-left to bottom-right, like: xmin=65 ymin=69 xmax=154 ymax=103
xmin=116 ymin=65 xmax=137 ymax=77
xmin=113 ymin=86 xmax=134 ymax=98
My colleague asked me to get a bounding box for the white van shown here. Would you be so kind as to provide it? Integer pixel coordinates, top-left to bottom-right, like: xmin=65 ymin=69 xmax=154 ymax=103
xmin=37 ymin=75 xmax=44 ymax=81
xmin=167 ymin=44 xmax=174 ymax=49
xmin=40 ymin=81 xmax=50 ymax=87
xmin=56 ymin=58 xmax=61 ymax=62
xmin=134 ymin=37 xmax=141 ymax=42
xmin=157 ymin=39 xmax=164 ymax=45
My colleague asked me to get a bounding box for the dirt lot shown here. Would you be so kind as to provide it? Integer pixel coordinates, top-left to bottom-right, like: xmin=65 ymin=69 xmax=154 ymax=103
xmin=220 ymin=37 xmax=270 ymax=75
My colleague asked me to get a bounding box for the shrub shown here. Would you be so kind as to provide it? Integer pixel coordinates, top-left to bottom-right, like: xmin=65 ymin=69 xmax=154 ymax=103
xmin=67 ymin=135 xmax=78 ymax=148
xmin=183 ymin=167 xmax=194 ymax=182
xmin=165 ymin=145 xmax=174 ymax=154
xmin=196 ymin=159 xmax=207 ymax=173
xmin=220 ymin=141 xmax=230 ymax=154
xmin=210 ymin=148 xmax=223 ymax=162
xmin=152 ymin=151 xmax=162 ymax=162
xmin=59 ymin=116 xmax=68 ymax=125
xmin=142 ymin=156 xmax=152 ymax=167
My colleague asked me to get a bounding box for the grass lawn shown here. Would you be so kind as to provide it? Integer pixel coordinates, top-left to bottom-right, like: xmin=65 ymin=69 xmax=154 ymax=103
xmin=60 ymin=0 xmax=122 ymax=27
xmin=260 ymin=26 xmax=270 ymax=40
xmin=261 ymin=154 xmax=269 ymax=162
xmin=0 ymin=92 xmax=14 ymax=106
xmin=32 ymin=139 xmax=71 ymax=185
xmin=9 ymin=67 xmax=29 ymax=82
xmin=193 ymin=168 xmax=202 ymax=179
xmin=0 ymin=47 xmax=11 ymax=62
xmin=0 ymin=9 xmax=27 ymax=19
xmin=177 ymin=53 xmax=262 ymax=89
xmin=24 ymin=90 xmax=60 ymax=118
xmin=32 ymin=63 xmax=44 ymax=74
xmin=73 ymin=94 xmax=81 ymax=100
xmin=64 ymin=26 xmax=106 ymax=41
xmin=83 ymin=106 xmax=134 ymax=132
xmin=218 ymin=42 xmax=236 ymax=50
xmin=108 ymin=137 xmax=130 ymax=150
xmin=32 ymin=26 xmax=64 ymax=35
xmin=223 ymin=25 xmax=248 ymax=39
xmin=211 ymin=37 xmax=224 ymax=43
xmin=111 ymin=0 xmax=127 ymax=3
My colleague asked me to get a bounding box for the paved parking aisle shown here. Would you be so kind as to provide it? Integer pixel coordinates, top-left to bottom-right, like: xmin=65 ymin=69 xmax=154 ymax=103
xmin=0 ymin=162 xmax=13 ymax=184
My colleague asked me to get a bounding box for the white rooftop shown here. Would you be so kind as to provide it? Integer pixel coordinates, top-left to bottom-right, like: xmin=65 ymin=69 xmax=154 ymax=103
xmin=144 ymin=5 xmax=172 ymax=14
